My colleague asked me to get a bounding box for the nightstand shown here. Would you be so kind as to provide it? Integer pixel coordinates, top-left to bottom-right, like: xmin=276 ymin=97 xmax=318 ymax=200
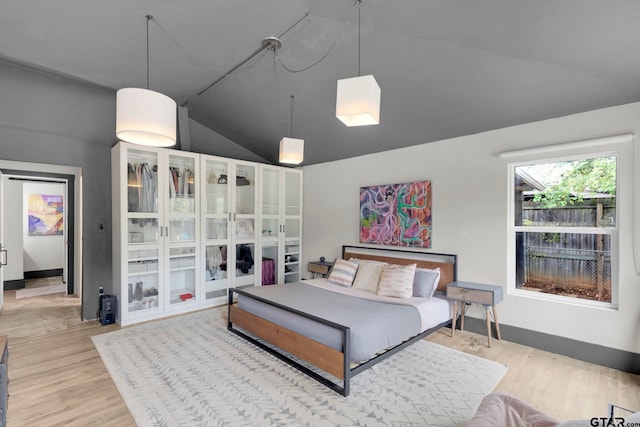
xmin=308 ymin=261 xmax=333 ymax=278
xmin=446 ymin=281 xmax=503 ymax=347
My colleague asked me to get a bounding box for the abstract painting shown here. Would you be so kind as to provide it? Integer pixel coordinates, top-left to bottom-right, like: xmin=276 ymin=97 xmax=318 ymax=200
xmin=28 ymin=194 xmax=64 ymax=236
xmin=360 ymin=181 xmax=431 ymax=247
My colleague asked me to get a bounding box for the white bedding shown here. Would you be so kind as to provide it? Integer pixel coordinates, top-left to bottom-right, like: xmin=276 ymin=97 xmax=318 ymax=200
xmin=303 ymin=278 xmax=453 ymax=331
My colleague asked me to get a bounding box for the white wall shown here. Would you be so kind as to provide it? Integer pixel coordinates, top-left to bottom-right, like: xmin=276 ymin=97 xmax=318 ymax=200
xmin=2 ymin=177 xmax=23 ymax=281
xmin=22 ymin=182 xmax=65 ymax=272
xmin=302 ymin=102 xmax=640 ymax=355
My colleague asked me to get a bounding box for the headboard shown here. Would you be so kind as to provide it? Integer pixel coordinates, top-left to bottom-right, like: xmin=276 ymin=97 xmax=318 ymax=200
xmin=342 ymin=245 xmax=457 ymax=292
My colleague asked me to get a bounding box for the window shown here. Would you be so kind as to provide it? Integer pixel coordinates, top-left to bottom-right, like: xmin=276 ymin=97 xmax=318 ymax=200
xmin=511 ymin=155 xmax=617 ymax=304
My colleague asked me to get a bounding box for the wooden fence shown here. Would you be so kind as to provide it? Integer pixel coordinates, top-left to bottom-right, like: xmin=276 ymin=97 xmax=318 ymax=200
xmin=521 ymin=203 xmax=613 ymax=300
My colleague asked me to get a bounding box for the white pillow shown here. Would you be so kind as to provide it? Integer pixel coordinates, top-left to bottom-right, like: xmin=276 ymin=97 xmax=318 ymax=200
xmin=413 ymin=267 xmax=441 ymax=298
xmin=352 ymin=262 xmax=386 ymax=293
xmin=376 ymin=263 xmax=417 ymax=298
xmin=327 ymin=259 xmax=359 ymax=287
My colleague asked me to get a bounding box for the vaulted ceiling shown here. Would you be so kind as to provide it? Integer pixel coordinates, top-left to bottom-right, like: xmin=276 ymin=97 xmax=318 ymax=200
xmin=2 ymin=1 xmax=640 ymax=165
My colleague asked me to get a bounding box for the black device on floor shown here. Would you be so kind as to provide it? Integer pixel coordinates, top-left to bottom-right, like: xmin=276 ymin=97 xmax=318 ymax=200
xmin=98 ymin=290 xmax=117 ymax=325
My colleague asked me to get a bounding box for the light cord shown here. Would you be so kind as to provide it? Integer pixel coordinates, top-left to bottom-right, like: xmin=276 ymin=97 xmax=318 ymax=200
xmin=358 ymin=0 xmax=361 ymax=76
xmin=290 ymin=95 xmax=295 ymax=137
xmin=146 ymin=15 xmax=151 ymax=89
xmin=277 ymin=0 xmax=358 ymax=74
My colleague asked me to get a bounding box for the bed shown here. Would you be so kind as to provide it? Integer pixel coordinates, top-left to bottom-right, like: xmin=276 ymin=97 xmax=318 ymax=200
xmin=227 ymin=245 xmax=457 ymax=396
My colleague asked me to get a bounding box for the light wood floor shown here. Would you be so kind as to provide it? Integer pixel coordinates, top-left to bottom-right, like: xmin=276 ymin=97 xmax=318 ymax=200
xmin=0 ymin=290 xmax=638 ymax=426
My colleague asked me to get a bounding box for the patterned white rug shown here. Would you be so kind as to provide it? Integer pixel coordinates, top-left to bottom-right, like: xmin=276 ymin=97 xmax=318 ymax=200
xmin=92 ymin=307 xmax=507 ymax=427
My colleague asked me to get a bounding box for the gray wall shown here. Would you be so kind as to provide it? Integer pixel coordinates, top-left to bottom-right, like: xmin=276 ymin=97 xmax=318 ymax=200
xmin=0 ymin=59 xmax=114 ymax=320
xmin=0 ymin=58 xmax=266 ymax=319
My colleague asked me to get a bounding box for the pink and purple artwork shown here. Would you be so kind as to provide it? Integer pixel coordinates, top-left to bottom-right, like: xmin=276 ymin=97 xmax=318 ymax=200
xmin=28 ymin=194 xmax=64 ymax=236
xmin=360 ymin=181 xmax=432 ymax=247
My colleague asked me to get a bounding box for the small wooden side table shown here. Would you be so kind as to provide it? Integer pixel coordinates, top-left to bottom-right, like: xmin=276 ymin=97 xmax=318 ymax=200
xmin=308 ymin=261 xmax=333 ymax=278
xmin=446 ymin=281 xmax=503 ymax=347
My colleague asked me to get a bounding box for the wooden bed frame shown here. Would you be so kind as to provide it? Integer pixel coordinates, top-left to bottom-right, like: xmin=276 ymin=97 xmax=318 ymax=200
xmin=227 ymin=245 xmax=457 ymax=396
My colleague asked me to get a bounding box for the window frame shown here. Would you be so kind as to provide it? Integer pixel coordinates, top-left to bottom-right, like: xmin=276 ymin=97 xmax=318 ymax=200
xmin=507 ymin=150 xmax=619 ymax=309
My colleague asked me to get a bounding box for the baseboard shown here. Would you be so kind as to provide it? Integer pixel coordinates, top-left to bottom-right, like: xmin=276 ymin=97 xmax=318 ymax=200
xmin=460 ymin=317 xmax=640 ymax=375
xmin=24 ymin=269 xmax=63 ymax=280
xmin=4 ymin=279 xmax=25 ymax=290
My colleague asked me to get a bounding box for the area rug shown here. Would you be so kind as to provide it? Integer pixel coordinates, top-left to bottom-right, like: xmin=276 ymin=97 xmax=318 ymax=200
xmin=92 ymin=307 xmax=507 ymax=427
xmin=15 ymin=283 xmax=66 ymax=299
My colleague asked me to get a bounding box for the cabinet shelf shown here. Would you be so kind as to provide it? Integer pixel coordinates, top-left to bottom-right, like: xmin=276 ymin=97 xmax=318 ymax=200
xmin=129 ymin=257 xmax=158 ymax=263
xmin=128 ymin=270 xmax=159 ymax=276
xmin=170 ymin=266 xmax=196 ymax=273
xmin=169 ymin=254 xmax=195 ymax=259
xmin=128 ymin=241 xmax=159 ymax=247
xmin=170 ymin=288 xmax=195 ymax=304
xmin=128 ymin=302 xmax=161 ymax=313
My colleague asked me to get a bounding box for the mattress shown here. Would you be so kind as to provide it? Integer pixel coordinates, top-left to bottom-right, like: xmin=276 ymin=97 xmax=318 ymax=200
xmin=235 ymin=279 xmax=452 ymax=363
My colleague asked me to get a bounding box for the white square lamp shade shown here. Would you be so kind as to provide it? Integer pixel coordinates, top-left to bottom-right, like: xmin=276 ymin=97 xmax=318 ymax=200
xmin=116 ymin=88 xmax=177 ymax=147
xmin=279 ymin=137 xmax=304 ymax=165
xmin=335 ymin=74 xmax=381 ymax=127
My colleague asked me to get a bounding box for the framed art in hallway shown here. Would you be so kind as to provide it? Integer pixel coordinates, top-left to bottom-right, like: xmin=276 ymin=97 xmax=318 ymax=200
xmin=359 ymin=180 xmax=432 ymax=247
xmin=27 ymin=194 xmax=64 ymax=236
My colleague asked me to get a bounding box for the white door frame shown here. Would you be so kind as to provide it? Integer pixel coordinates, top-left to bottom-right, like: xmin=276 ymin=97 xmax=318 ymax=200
xmin=0 ymin=170 xmax=4 ymax=311
xmin=0 ymin=160 xmax=82 ymax=304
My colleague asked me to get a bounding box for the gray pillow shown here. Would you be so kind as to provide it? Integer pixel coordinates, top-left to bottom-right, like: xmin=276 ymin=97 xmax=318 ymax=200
xmin=412 ymin=268 xmax=441 ymax=298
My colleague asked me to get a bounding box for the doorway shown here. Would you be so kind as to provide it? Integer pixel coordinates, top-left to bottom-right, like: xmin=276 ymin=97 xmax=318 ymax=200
xmin=9 ymin=175 xmax=71 ymax=297
xmin=0 ymin=160 xmax=82 ymax=315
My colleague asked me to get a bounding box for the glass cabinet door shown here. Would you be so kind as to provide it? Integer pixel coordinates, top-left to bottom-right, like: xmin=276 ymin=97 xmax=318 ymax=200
xmin=260 ymin=167 xmax=280 ymax=285
xmin=233 ymin=162 xmax=256 ymax=289
xmin=235 ymin=163 xmax=255 ymax=216
xmin=261 ymin=167 xmax=280 ymax=241
xmin=126 ymin=148 xmax=161 ymax=313
xmin=168 ymin=219 xmax=197 ymax=305
xmin=261 ymin=168 xmax=280 ymax=216
xmin=203 ymin=158 xmax=231 ymax=300
xmin=127 ymin=149 xmax=159 ymax=214
xmin=167 ymin=153 xmax=198 ymax=306
xmin=284 ymin=170 xmax=301 ymax=216
xmin=126 ymin=240 xmax=160 ymax=313
xmin=168 ymin=154 xmax=196 ymax=214
xmin=261 ymin=242 xmax=278 ymax=286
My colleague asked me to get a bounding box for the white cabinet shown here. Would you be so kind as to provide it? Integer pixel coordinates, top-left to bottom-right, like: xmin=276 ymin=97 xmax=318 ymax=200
xmin=112 ymin=142 xmax=199 ymax=325
xmin=113 ymin=143 xmax=300 ymax=324
xmin=201 ymin=155 xmax=258 ymax=305
xmin=259 ymin=166 xmax=302 ymax=284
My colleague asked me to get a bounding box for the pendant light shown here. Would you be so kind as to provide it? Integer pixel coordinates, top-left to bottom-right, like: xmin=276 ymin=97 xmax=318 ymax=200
xmin=279 ymin=95 xmax=304 ymax=165
xmin=116 ymin=15 xmax=177 ymax=147
xmin=336 ymin=0 xmax=380 ymax=127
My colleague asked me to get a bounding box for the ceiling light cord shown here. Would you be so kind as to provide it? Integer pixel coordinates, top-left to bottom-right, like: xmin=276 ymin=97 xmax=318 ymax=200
xmin=357 ymin=0 xmax=361 ymax=77
xmin=290 ymin=95 xmax=295 ymax=137
xmin=277 ymin=0 xmax=358 ymax=74
xmin=183 ymin=12 xmax=308 ymax=107
xmin=146 ymin=15 xmax=152 ymax=89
